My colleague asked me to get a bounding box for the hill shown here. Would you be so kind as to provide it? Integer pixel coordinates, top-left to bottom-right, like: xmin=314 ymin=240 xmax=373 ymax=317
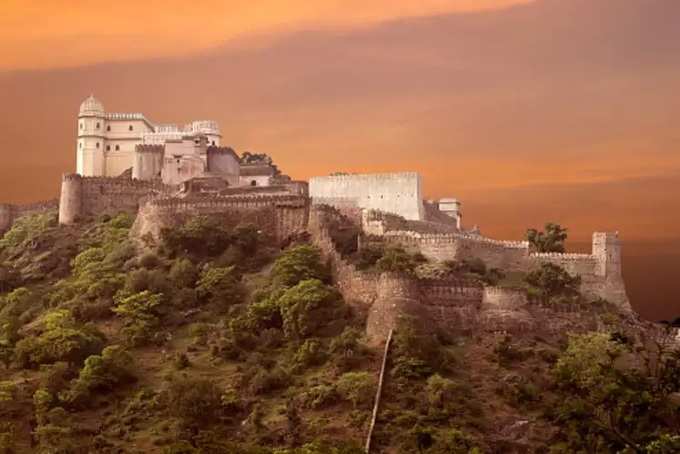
xmin=0 ymin=211 xmax=679 ymax=453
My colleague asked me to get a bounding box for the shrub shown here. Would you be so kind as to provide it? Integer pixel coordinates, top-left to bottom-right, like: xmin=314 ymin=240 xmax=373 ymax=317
xmin=165 ymin=377 xmax=224 ymax=428
xmin=14 ymin=310 xmax=105 ymax=368
xmin=161 ymin=216 xmax=232 ymax=258
xmin=113 ymin=291 xmax=164 ymax=347
xmin=277 ymin=279 xmax=345 ymax=340
xmin=376 ymin=247 xmax=425 ymax=275
xmin=248 ymin=366 xmax=290 ymax=395
xmin=525 ymin=263 xmax=581 ymax=304
xmin=271 ymin=245 xmax=329 ymax=289
xmin=293 ymin=339 xmax=326 ymax=369
xmin=336 ymin=372 xmax=375 ymax=409
xmin=0 ymin=212 xmax=56 ymax=249
xmin=60 ymin=345 xmax=135 ymax=407
xmin=196 ymin=265 xmax=243 ymax=307
xmin=301 ymin=383 xmax=338 ymax=409
xmin=169 ymin=258 xmax=199 ymax=289
xmin=354 ymin=245 xmax=384 ymax=270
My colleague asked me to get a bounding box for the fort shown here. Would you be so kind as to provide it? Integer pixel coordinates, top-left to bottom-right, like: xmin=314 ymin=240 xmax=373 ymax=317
xmin=0 ymin=96 xmax=632 ymax=345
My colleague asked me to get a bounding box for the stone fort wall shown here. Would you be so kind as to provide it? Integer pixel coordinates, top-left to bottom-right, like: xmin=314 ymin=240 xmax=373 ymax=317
xmin=133 ymin=194 xmax=309 ymax=244
xmin=309 ymin=172 xmax=425 ymax=221
xmin=0 ymin=200 xmax=59 ymax=234
xmin=363 ymin=215 xmax=629 ymax=308
xmin=58 ymin=173 xmax=172 ymax=224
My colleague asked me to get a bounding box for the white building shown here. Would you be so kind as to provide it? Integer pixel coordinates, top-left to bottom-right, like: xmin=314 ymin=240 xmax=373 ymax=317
xmin=76 ymin=95 xmax=222 ymax=177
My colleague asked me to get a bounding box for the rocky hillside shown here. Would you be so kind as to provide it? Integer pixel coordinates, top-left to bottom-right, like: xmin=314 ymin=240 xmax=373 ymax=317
xmin=0 ymin=212 xmax=678 ymax=453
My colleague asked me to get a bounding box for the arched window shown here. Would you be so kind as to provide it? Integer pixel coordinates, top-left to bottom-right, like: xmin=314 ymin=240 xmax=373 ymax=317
xmin=250 ymin=180 xmax=257 ymax=187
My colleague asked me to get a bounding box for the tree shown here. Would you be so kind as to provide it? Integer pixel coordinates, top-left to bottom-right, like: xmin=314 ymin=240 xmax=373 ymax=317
xmin=553 ymin=332 xmax=680 ymax=452
xmin=196 ymin=265 xmax=243 ymax=306
xmin=525 ymin=263 xmax=581 ymax=304
xmin=113 ymin=291 xmax=164 ymax=346
xmin=271 ymin=245 xmax=329 ymax=289
xmin=277 ymin=279 xmax=345 ymax=340
xmin=527 ymin=223 xmax=568 ymax=253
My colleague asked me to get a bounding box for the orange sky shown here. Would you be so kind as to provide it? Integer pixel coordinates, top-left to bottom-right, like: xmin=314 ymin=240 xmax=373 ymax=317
xmin=1 ymin=0 xmax=531 ymax=71
xmin=1 ymin=0 xmax=679 ymax=318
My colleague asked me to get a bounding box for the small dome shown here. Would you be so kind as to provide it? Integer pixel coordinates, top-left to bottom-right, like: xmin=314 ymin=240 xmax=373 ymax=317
xmin=79 ymin=95 xmax=104 ymax=116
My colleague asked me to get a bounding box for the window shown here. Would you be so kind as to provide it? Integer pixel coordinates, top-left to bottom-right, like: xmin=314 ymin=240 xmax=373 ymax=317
xmin=129 ymin=125 xmax=133 ymax=131
xmin=96 ymin=142 xmax=100 ymax=149
xmin=106 ymin=145 xmax=111 ymax=151
xmin=115 ymin=145 xmax=120 ymax=151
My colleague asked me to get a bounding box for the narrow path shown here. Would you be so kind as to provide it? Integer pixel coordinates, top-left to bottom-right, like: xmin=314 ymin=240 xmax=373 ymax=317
xmin=365 ymin=329 xmax=394 ymax=453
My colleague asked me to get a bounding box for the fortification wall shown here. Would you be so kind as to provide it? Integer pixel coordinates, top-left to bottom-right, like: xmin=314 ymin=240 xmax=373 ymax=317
xmin=133 ymin=194 xmax=308 ymax=244
xmin=309 ymin=172 xmax=424 ymax=221
xmin=308 ymin=206 xmax=379 ymax=305
xmin=58 ymin=174 xmax=172 ymax=224
xmin=0 ymin=200 xmax=59 ymax=233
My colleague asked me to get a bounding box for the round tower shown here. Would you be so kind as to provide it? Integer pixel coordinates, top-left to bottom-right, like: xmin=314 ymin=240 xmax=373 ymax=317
xmin=59 ymin=174 xmax=83 ymax=225
xmin=77 ymin=95 xmax=106 ymax=176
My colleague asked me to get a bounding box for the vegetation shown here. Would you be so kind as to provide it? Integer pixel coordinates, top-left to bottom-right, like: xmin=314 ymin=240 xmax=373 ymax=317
xmin=1 ymin=211 xmax=678 ymax=453
xmin=526 ymin=222 xmax=568 ymax=253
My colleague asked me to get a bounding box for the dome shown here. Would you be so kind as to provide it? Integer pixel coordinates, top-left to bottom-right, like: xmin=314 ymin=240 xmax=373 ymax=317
xmin=79 ymin=95 xmax=104 ymax=116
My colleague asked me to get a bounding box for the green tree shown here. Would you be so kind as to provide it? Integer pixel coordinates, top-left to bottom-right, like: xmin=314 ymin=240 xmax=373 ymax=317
xmin=196 ymin=265 xmax=242 ymax=306
xmin=277 ymin=279 xmax=344 ymax=340
xmin=113 ymin=291 xmax=164 ymax=346
xmin=526 ymin=223 xmax=568 ymax=253
xmin=336 ymin=372 xmax=375 ymax=409
xmin=525 ymin=263 xmax=581 ymax=304
xmin=271 ymin=245 xmax=329 ymax=289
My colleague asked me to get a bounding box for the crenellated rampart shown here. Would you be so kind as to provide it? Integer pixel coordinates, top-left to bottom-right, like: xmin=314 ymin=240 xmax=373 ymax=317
xmin=133 ymin=193 xmax=309 ymax=244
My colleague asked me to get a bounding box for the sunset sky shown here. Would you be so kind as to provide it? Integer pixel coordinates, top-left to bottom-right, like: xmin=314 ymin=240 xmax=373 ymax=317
xmin=0 ymin=0 xmax=679 ymax=319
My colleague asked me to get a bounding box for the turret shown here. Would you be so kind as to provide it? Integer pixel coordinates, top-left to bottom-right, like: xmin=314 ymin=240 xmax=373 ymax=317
xmin=592 ymin=232 xmax=622 ymax=278
xmin=59 ymin=174 xmax=83 ymax=225
xmin=77 ymin=95 xmax=106 ymax=176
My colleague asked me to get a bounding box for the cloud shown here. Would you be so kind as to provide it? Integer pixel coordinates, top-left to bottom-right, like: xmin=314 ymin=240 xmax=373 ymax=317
xmin=0 ymin=0 xmax=532 ymax=71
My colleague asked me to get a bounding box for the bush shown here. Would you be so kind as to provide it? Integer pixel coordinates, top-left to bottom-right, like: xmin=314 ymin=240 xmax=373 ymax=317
xmin=293 ymin=339 xmax=326 ymax=369
xmin=271 ymin=245 xmax=329 ymax=289
xmin=336 ymin=372 xmax=375 ymax=409
xmin=277 ymin=279 xmax=345 ymax=340
xmin=60 ymin=345 xmax=135 ymax=407
xmin=525 ymin=263 xmax=581 ymax=304
xmin=301 ymin=383 xmax=338 ymax=409
xmin=14 ymin=310 xmax=105 ymax=368
xmin=165 ymin=377 xmax=224 ymax=428
xmin=196 ymin=265 xmax=243 ymax=307
xmin=169 ymin=258 xmax=199 ymax=289
xmin=113 ymin=291 xmax=164 ymax=347
xmin=248 ymin=366 xmax=290 ymax=395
